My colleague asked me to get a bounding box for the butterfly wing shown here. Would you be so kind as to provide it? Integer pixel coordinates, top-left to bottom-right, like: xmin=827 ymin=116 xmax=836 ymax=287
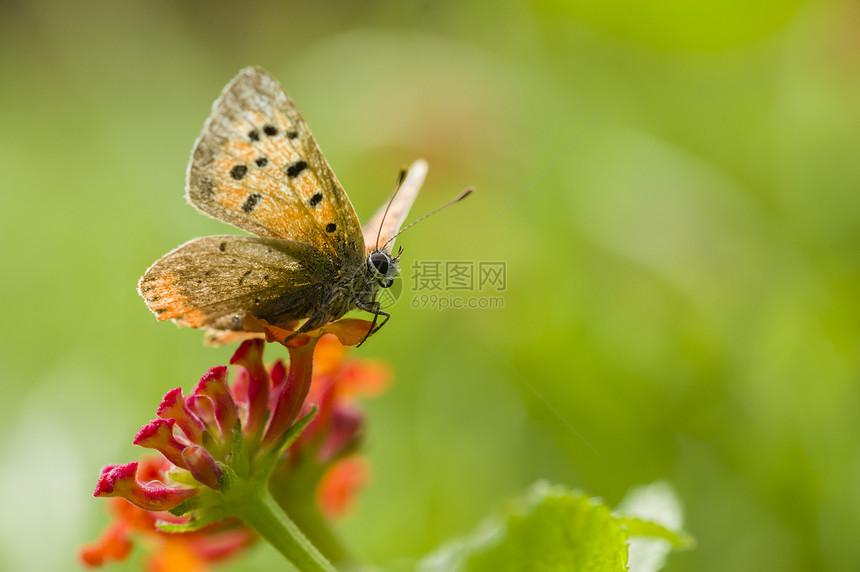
xmin=139 ymin=236 xmax=337 ymax=331
xmin=361 ymin=159 xmax=427 ymax=254
xmin=187 ymin=67 xmax=364 ymax=267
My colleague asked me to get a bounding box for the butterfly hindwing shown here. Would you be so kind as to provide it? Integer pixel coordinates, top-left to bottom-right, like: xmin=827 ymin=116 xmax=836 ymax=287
xmin=138 ymin=235 xmax=337 ymax=331
xmin=186 ymin=67 xmax=364 ymax=266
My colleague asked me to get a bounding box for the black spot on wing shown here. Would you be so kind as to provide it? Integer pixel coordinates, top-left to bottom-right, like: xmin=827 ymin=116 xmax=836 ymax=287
xmin=286 ymin=130 xmax=298 ymax=139
xmin=286 ymin=160 xmax=308 ymax=178
xmin=248 ymin=130 xmax=260 ymax=141
xmin=219 ymin=242 xmax=226 ymax=252
xmin=309 ymin=193 xmax=323 ymax=206
xmin=325 ymin=223 xmax=336 ymax=233
xmin=255 ymin=157 xmax=268 ymax=167
xmin=241 ymin=193 xmax=262 ymax=213
xmin=263 ymin=125 xmax=278 ymax=136
xmin=230 ymin=165 xmax=248 ymax=180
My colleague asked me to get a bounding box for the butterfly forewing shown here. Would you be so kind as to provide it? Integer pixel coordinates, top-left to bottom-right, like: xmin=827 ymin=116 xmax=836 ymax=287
xmin=361 ymin=159 xmax=427 ymax=254
xmin=186 ymin=67 xmax=364 ymax=266
xmin=139 ymin=235 xmax=337 ymax=331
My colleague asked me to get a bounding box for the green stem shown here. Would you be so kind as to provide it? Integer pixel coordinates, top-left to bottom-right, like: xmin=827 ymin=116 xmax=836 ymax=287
xmin=231 ymin=487 xmax=336 ymax=572
xmin=285 ymin=497 xmax=354 ymax=566
xmin=268 ymin=457 xmax=357 ymax=566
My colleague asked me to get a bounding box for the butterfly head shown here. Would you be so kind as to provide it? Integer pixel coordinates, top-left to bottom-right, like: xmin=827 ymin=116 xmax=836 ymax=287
xmin=367 ymin=249 xmax=400 ymax=288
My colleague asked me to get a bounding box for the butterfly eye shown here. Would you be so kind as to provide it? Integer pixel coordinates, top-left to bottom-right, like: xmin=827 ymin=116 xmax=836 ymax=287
xmin=369 ymin=252 xmax=390 ymax=276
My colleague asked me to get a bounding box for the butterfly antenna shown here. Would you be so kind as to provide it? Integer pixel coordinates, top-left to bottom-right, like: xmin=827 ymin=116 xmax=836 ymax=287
xmin=376 ymin=168 xmax=408 ymax=248
xmin=381 ymin=186 xmax=473 ymax=251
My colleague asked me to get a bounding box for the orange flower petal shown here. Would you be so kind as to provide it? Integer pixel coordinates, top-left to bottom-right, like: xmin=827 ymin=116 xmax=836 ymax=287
xmin=317 ymin=456 xmax=370 ymax=520
xmin=264 ymin=319 xmax=374 ymax=348
xmin=78 ymin=521 xmax=133 ymax=567
xmin=337 ymin=360 xmax=392 ymax=397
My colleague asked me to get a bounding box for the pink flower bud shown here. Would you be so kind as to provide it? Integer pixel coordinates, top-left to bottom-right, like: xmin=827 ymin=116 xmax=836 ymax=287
xmin=318 ymin=406 xmax=363 ymax=464
xmin=157 ymin=388 xmax=205 ymax=444
xmin=230 ymin=340 xmax=269 ymax=437
xmin=182 ymin=446 xmax=223 ymax=490
xmin=133 ymin=418 xmax=187 ymax=469
xmin=193 ymin=366 xmax=238 ymax=444
xmin=94 ymin=462 xmax=195 ymax=511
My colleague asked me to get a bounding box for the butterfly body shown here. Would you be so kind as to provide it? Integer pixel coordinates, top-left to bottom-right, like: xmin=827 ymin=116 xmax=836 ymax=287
xmin=139 ymin=67 xmax=419 ymax=340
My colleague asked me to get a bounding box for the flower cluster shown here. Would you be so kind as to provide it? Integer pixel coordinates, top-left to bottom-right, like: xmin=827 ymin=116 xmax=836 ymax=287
xmin=80 ymin=457 xmax=255 ymax=570
xmin=80 ymin=320 xmax=390 ymax=571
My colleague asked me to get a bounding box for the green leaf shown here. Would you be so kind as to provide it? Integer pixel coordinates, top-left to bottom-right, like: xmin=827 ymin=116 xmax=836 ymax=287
xmin=218 ymin=461 xmax=239 ymax=493
xmin=420 ymin=481 xmax=694 ymax=572
xmin=613 ymin=481 xmax=695 ymax=572
xmin=256 ymin=406 xmax=318 ymax=478
xmin=158 ymin=489 xmax=230 ymax=533
xmin=229 ymin=425 xmax=250 ymax=477
xmin=167 ymin=496 xmax=202 ymax=518
xmin=617 ymin=517 xmax=694 ymax=550
xmin=155 ymin=509 xmax=227 ymax=533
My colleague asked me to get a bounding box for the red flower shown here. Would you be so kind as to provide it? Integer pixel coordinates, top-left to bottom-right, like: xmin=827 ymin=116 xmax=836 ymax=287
xmin=80 ymin=458 xmax=255 ymax=571
xmin=267 ymin=332 xmax=391 ymax=522
xmin=83 ymin=319 xmax=389 ymax=568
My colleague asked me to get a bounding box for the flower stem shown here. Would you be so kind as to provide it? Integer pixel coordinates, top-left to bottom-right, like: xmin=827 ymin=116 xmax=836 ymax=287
xmin=231 ymin=487 xmax=335 ymax=572
xmin=285 ymin=497 xmax=355 ymax=566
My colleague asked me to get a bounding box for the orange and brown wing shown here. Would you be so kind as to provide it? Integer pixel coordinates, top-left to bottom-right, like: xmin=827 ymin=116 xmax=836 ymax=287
xmin=186 ymin=67 xmax=364 ymax=267
xmin=138 ymin=235 xmax=336 ymax=331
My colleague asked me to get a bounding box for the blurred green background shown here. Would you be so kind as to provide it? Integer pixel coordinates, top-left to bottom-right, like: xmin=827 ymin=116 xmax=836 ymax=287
xmin=2 ymin=0 xmax=859 ymax=570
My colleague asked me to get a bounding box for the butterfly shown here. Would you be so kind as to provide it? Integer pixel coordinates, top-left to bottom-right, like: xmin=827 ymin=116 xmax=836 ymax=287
xmin=138 ymin=67 xmax=460 ymax=343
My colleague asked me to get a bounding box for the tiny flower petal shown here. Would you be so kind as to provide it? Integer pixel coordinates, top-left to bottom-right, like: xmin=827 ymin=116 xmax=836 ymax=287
xmin=187 ymin=395 xmax=215 ymax=428
xmin=185 ymin=527 xmax=257 ymax=561
xmin=230 ymin=340 xmax=269 ymax=437
xmin=338 ymin=360 xmax=392 ymax=397
xmin=94 ymin=462 xmax=196 ymax=511
xmin=193 ymin=366 xmax=238 ymax=444
xmin=264 ymin=318 xmax=373 ymax=348
xmin=157 ymin=388 xmax=205 ymax=444
xmin=78 ymin=520 xmax=133 ymax=567
xmin=317 ymin=456 xmax=369 ymax=520
xmin=263 ymin=325 xmax=313 ymax=348
xmin=312 ymin=336 xmax=348 ymax=376
xmin=318 ymin=319 xmax=374 ymax=346
xmin=146 ymin=538 xmax=203 ymax=572
xmin=318 ymin=406 xmax=363 ymax=464
xmin=133 ymin=418 xmax=188 ymax=469
xmin=182 ymin=446 xmax=223 ymax=490
xmin=269 ymin=360 xmax=286 ymax=394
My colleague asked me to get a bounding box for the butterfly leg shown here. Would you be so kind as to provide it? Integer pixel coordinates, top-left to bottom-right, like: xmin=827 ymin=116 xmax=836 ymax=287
xmin=355 ymin=300 xmax=390 ymax=346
